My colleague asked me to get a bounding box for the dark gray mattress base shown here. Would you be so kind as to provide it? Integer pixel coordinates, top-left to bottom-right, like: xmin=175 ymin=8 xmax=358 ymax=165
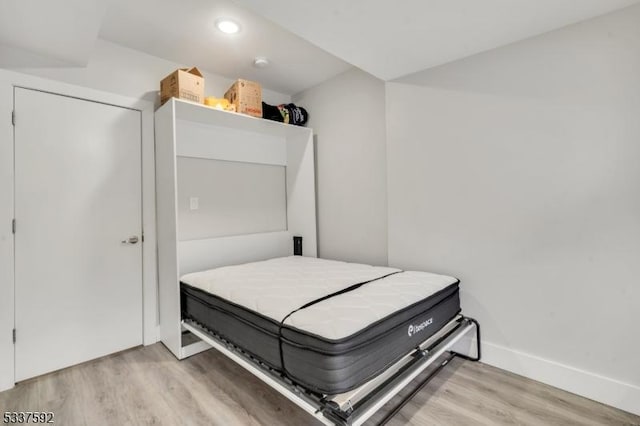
xmin=181 ymin=282 xmax=460 ymax=395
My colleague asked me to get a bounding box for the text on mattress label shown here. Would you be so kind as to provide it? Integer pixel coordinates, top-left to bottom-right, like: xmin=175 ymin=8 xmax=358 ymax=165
xmin=407 ymin=318 xmax=433 ymax=337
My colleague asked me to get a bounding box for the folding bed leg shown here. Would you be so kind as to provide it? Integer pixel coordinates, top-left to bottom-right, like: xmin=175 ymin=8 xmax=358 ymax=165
xmin=450 ymin=316 xmax=481 ymax=362
xmin=372 ymin=317 xmax=481 ymax=426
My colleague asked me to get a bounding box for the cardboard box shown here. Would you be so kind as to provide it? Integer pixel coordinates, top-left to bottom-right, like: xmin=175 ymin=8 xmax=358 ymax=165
xmin=224 ymin=79 xmax=262 ymax=117
xmin=160 ymin=67 xmax=204 ymax=105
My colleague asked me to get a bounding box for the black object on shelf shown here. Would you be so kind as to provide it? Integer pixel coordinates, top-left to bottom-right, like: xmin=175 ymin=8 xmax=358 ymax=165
xmin=263 ymin=102 xmax=309 ymax=126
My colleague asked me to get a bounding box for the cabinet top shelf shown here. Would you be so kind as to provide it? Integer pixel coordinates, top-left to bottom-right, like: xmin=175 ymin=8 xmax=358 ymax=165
xmin=158 ymin=98 xmax=313 ymax=139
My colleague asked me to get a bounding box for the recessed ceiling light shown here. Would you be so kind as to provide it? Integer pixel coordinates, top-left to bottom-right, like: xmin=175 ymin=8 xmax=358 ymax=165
xmin=216 ymin=18 xmax=240 ymax=34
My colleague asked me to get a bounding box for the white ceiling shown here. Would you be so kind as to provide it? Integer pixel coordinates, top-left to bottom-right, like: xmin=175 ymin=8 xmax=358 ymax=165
xmin=2 ymin=0 xmax=638 ymax=94
xmin=234 ymin=0 xmax=640 ymax=81
xmin=0 ymin=0 xmax=106 ymax=67
xmin=98 ymin=0 xmax=352 ymax=95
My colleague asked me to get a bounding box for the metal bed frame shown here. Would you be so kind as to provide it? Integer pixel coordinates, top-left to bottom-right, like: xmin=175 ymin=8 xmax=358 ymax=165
xmin=182 ymin=314 xmax=481 ymax=426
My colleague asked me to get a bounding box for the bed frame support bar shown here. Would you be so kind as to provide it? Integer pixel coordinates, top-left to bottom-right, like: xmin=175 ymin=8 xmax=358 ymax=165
xmin=182 ymin=316 xmax=480 ymax=426
xmin=182 ymin=320 xmax=336 ymax=425
xmin=325 ymin=318 xmax=478 ymax=426
xmin=373 ymin=317 xmax=481 ymax=426
xmin=376 ymin=352 xmax=456 ymax=426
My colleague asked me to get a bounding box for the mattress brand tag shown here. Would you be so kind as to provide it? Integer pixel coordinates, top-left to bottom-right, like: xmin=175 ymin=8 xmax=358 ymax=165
xmin=407 ymin=317 xmax=433 ymax=337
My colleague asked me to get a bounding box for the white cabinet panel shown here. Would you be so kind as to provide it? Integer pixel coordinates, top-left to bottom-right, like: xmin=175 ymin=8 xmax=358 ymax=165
xmin=177 ymin=158 xmax=287 ymax=241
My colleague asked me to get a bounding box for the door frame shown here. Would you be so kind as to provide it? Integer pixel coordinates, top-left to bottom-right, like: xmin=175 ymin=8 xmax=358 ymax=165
xmin=0 ymin=69 xmax=158 ymax=392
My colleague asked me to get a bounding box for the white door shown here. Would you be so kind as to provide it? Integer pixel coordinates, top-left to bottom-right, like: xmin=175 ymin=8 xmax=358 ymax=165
xmin=14 ymin=88 xmax=143 ymax=381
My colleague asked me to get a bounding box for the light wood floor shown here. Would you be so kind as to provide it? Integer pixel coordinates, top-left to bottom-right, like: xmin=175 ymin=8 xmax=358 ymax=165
xmin=1 ymin=343 xmax=638 ymax=426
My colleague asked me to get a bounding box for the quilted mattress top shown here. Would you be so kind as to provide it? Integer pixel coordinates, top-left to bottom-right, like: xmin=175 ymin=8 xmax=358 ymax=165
xmin=180 ymin=256 xmax=458 ymax=340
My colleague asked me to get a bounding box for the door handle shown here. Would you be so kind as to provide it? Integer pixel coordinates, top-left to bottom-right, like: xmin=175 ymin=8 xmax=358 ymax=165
xmin=121 ymin=236 xmax=139 ymax=244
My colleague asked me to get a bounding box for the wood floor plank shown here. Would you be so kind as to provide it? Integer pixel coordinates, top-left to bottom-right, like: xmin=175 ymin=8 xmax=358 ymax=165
xmin=0 ymin=343 xmax=638 ymax=426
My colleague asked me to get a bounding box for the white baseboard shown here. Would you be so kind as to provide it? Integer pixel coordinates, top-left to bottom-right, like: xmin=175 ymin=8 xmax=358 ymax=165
xmin=149 ymin=325 xmax=161 ymax=346
xmin=480 ymin=341 xmax=640 ymax=416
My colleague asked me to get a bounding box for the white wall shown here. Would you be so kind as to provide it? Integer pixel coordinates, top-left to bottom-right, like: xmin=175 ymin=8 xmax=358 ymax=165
xmin=386 ymin=5 xmax=640 ymax=415
xmin=293 ymin=68 xmax=388 ymax=265
xmin=7 ymin=39 xmax=290 ymax=107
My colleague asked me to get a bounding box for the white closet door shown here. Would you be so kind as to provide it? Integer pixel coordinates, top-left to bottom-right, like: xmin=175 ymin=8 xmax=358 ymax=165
xmin=14 ymin=88 xmax=143 ymax=381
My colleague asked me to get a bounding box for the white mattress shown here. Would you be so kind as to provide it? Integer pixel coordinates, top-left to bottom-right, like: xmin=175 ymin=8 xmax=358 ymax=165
xmin=180 ymin=256 xmax=457 ymax=340
xmin=285 ymin=270 xmax=458 ymax=339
